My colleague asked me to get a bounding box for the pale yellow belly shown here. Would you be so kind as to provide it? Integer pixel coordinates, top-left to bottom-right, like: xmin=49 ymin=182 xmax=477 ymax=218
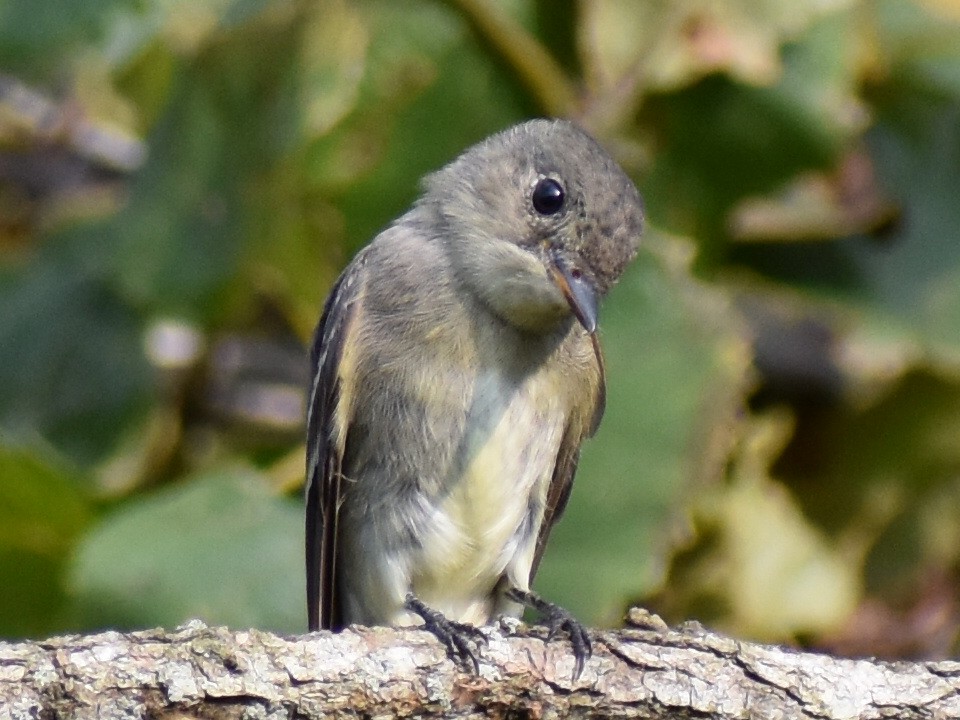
xmin=410 ymin=372 xmax=565 ymax=624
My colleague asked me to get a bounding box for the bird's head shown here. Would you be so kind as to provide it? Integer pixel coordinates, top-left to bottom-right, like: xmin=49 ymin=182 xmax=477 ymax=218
xmin=422 ymin=119 xmax=644 ymax=336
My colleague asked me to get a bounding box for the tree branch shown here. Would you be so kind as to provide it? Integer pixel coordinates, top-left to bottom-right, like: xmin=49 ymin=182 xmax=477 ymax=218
xmin=2 ymin=610 xmax=959 ymax=719
xmin=443 ymin=0 xmax=577 ymax=117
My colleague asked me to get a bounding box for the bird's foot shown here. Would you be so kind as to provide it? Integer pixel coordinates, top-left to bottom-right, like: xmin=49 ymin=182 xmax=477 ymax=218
xmin=404 ymin=593 xmax=486 ymax=673
xmin=505 ymin=588 xmax=592 ymax=680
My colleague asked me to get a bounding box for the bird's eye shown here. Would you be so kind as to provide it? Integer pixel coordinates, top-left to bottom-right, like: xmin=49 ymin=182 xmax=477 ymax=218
xmin=532 ymin=177 xmax=565 ymax=215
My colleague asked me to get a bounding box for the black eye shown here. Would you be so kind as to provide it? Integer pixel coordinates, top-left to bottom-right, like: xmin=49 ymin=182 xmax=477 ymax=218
xmin=532 ymin=177 xmax=565 ymax=215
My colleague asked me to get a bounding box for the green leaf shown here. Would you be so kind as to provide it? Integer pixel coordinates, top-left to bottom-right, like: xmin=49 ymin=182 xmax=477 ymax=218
xmin=734 ymin=89 xmax=960 ymax=360
xmin=0 ymin=253 xmax=152 ymax=466
xmin=95 ymin=7 xmax=308 ymax=320
xmin=328 ymin=1 xmax=533 ymax=250
xmin=643 ymin=74 xmax=841 ymax=259
xmin=0 ymin=445 xmax=92 ymax=638
xmin=0 ymin=0 xmax=138 ymax=79
xmin=875 ymin=0 xmax=960 ymax=98
xmin=778 ymin=370 xmax=960 ymax=599
xmin=68 ymin=469 xmax=303 ymax=632
xmin=845 ymin=92 xmax=960 ymax=356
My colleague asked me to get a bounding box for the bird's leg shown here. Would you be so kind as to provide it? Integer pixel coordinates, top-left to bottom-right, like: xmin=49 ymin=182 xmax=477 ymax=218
xmin=505 ymin=587 xmax=592 ymax=680
xmin=403 ymin=593 xmax=486 ymax=673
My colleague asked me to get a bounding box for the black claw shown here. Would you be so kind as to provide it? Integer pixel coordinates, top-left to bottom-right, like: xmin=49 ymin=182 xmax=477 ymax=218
xmin=506 ymin=588 xmax=592 ymax=680
xmin=404 ymin=593 xmax=485 ymax=673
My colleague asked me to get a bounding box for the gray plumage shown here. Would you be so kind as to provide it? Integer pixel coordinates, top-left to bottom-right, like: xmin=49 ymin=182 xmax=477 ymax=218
xmin=306 ymin=118 xmax=644 ymax=633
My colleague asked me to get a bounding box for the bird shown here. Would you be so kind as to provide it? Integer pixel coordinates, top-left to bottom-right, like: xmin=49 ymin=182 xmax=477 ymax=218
xmin=305 ymin=118 xmax=644 ymax=677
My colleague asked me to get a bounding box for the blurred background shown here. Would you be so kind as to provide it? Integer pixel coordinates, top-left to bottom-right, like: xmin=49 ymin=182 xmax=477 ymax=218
xmin=2 ymin=0 xmax=960 ymax=660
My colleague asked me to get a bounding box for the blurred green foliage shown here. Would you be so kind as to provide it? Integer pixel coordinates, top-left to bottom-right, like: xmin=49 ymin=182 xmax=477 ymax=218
xmin=2 ymin=0 xmax=960 ymax=660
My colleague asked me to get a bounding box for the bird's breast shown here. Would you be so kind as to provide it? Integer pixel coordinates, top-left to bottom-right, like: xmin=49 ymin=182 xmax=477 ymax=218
xmin=411 ymin=366 xmax=566 ymax=621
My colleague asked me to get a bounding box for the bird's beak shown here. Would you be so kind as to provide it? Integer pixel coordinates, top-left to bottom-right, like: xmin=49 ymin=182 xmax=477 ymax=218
xmin=548 ymin=253 xmax=598 ymax=334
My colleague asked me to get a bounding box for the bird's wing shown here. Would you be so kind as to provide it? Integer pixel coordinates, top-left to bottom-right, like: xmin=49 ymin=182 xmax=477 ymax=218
xmin=305 ymin=255 xmax=366 ymax=631
xmin=528 ymin=336 xmax=606 ymax=583
xmin=527 ymin=426 xmax=582 ymax=583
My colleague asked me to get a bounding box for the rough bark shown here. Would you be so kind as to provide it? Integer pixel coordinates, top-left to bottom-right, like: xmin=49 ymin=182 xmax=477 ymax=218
xmin=2 ymin=609 xmax=959 ymax=719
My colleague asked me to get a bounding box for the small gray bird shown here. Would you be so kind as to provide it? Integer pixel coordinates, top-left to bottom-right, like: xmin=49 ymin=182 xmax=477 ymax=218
xmin=306 ymin=118 xmax=643 ymax=675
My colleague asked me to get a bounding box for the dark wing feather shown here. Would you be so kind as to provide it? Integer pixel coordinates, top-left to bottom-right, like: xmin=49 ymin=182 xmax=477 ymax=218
xmin=305 ymin=258 xmax=365 ymax=631
xmin=528 ymin=428 xmax=581 ymax=583
xmin=528 ymin=334 xmax=606 ymax=583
